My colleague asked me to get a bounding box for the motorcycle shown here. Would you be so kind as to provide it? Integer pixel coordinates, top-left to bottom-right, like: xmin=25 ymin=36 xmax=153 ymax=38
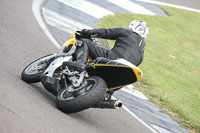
xmin=21 ymin=33 xmax=143 ymax=113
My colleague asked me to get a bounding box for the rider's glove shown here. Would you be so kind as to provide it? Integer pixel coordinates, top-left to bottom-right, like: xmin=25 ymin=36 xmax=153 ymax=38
xmin=77 ymin=29 xmax=90 ymax=38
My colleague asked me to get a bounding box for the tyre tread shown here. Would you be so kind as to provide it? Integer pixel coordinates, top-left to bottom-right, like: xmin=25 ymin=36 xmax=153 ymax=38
xmin=56 ymin=76 xmax=107 ymax=113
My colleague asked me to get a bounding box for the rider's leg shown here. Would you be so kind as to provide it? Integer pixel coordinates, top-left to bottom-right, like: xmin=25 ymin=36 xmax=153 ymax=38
xmin=63 ymin=39 xmax=117 ymax=72
xmin=74 ymin=41 xmax=89 ymax=64
xmin=63 ymin=41 xmax=89 ymax=72
xmin=83 ymin=39 xmax=117 ymax=60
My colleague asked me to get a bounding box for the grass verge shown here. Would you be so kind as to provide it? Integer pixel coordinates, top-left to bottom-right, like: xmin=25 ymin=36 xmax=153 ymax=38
xmin=97 ymin=6 xmax=200 ymax=133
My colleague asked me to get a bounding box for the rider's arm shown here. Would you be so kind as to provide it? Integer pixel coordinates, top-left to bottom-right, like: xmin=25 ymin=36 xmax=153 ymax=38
xmin=87 ymin=28 xmax=127 ymax=40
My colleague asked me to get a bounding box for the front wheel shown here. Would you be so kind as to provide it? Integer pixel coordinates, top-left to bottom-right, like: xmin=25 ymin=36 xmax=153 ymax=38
xmin=56 ymin=76 xmax=107 ymax=113
xmin=21 ymin=54 xmax=55 ymax=83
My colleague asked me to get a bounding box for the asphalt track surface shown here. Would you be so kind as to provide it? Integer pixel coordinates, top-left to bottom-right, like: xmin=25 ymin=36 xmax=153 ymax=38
xmin=0 ymin=0 xmax=154 ymax=133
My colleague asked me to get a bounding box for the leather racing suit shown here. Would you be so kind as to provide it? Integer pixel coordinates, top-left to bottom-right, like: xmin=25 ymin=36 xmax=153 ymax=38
xmin=82 ymin=27 xmax=146 ymax=66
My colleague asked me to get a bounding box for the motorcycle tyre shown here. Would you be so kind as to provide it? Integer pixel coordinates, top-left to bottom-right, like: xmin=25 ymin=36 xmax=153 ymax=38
xmin=56 ymin=76 xmax=107 ymax=113
xmin=21 ymin=54 xmax=54 ymax=83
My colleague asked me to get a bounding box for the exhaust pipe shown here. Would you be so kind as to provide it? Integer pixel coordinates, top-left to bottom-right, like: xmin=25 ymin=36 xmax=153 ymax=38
xmin=93 ymin=100 xmax=122 ymax=109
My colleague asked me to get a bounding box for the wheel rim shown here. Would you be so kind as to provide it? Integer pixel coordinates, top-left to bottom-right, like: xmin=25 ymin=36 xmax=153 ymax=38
xmin=59 ymin=79 xmax=96 ymax=101
xmin=25 ymin=57 xmax=50 ymax=75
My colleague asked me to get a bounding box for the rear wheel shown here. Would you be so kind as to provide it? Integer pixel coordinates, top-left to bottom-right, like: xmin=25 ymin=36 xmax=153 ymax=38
xmin=21 ymin=54 xmax=55 ymax=83
xmin=56 ymin=76 xmax=107 ymax=113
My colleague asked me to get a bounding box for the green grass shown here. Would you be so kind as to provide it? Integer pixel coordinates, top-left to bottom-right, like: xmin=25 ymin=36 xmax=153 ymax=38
xmin=97 ymin=6 xmax=200 ymax=132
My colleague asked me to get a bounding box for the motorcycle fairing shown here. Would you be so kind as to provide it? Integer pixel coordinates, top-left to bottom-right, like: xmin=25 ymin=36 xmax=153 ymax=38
xmin=44 ymin=56 xmax=72 ymax=77
xmin=88 ymin=58 xmax=143 ymax=91
xmin=63 ymin=33 xmax=76 ymax=47
xmin=44 ymin=38 xmax=78 ymax=78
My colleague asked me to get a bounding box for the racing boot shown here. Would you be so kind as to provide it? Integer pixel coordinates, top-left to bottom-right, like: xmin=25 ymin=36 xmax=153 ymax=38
xmin=63 ymin=42 xmax=89 ymax=72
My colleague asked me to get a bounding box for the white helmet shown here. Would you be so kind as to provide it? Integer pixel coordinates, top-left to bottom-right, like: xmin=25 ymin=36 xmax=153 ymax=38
xmin=128 ymin=20 xmax=149 ymax=39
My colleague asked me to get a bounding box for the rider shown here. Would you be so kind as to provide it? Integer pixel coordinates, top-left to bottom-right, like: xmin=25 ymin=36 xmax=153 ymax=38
xmin=63 ymin=20 xmax=149 ymax=72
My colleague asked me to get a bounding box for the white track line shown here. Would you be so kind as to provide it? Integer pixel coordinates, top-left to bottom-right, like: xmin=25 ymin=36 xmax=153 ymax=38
xmin=121 ymin=85 xmax=149 ymax=100
xmin=42 ymin=8 xmax=92 ymax=34
xmin=112 ymin=96 xmax=157 ymax=133
xmin=107 ymin=0 xmax=156 ymax=15
xmin=32 ymin=0 xmax=60 ymax=49
xmin=136 ymin=0 xmax=200 ymax=13
xmin=123 ymin=106 xmax=158 ymax=133
xmin=57 ymin=0 xmax=114 ymax=19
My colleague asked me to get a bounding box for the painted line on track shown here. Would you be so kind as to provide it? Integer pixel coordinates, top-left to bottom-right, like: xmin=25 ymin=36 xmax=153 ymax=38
xmin=111 ymin=96 xmax=157 ymax=133
xmin=32 ymin=0 xmax=61 ymax=49
xmin=108 ymin=0 xmax=156 ymax=15
xmin=123 ymin=105 xmax=158 ymax=133
xmin=121 ymin=85 xmax=149 ymax=100
xmin=57 ymin=0 xmax=114 ymax=19
xmin=42 ymin=8 xmax=92 ymax=34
